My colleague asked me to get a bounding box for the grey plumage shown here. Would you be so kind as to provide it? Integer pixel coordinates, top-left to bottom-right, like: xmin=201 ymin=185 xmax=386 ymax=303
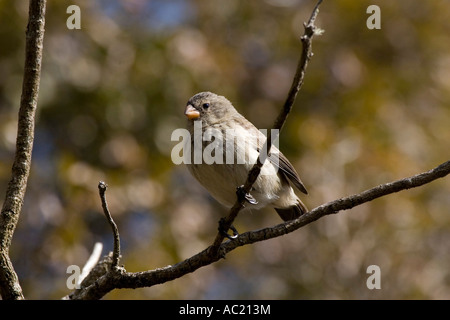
xmin=184 ymin=92 xmax=308 ymax=221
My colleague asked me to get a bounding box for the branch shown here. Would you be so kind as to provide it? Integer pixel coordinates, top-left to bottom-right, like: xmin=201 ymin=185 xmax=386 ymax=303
xmin=209 ymin=0 xmax=324 ymax=254
xmin=0 ymin=0 xmax=47 ymax=300
xmin=64 ymin=250 xmax=113 ymax=300
xmin=98 ymin=182 xmax=121 ymax=268
xmin=70 ymin=160 xmax=450 ymax=300
xmin=66 ymin=183 xmax=123 ymax=300
xmin=222 ymin=160 xmax=450 ymax=249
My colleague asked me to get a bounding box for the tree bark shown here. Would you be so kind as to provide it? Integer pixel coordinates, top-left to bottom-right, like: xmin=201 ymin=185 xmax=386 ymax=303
xmin=0 ymin=0 xmax=47 ymax=300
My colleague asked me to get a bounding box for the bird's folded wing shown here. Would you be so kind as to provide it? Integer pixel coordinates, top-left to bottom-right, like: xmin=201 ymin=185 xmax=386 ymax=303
xmin=252 ymin=129 xmax=308 ymax=195
xmin=269 ymin=151 xmax=308 ymax=194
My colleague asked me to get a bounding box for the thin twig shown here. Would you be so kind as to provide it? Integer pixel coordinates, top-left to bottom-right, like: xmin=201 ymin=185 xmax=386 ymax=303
xmin=0 ymin=0 xmax=47 ymax=300
xmin=78 ymin=242 xmax=103 ymax=287
xmin=209 ymin=0 xmax=324 ymax=254
xmin=98 ymin=182 xmax=121 ymax=268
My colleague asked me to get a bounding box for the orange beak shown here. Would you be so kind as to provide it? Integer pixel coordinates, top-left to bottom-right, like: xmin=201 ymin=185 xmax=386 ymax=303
xmin=184 ymin=104 xmax=200 ymax=120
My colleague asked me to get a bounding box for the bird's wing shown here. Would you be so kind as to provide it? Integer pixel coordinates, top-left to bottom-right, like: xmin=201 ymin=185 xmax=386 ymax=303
xmin=270 ymin=151 xmax=308 ymax=194
xmin=252 ymin=129 xmax=308 ymax=195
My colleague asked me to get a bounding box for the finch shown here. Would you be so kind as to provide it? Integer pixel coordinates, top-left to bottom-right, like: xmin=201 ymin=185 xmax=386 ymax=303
xmin=184 ymin=91 xmax=308 ymax=222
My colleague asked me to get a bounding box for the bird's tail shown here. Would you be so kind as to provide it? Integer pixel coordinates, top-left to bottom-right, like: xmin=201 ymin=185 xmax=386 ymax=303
xmin=274 ymin=199 xmax=308 ymax=222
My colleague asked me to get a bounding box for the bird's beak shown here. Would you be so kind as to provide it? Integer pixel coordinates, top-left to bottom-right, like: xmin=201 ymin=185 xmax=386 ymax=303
xmin=184 ymin=104 xmax=200 ymax=120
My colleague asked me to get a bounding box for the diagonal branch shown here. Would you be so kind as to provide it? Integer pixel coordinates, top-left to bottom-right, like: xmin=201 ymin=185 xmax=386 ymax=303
xmin=69 ymin=160 xmax=450 ymax=300
xmin=209 ymin=0 xmax=324 ymax=254
xmin=221 ymin=159 xmax=450 ymax=250
xmin=0 ymin=0 xmax=47 ymax=300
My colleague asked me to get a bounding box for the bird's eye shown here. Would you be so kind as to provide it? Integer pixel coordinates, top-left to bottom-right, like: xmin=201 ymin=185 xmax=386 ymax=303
xmin=202 ymin=103 xmax=210 ymax=109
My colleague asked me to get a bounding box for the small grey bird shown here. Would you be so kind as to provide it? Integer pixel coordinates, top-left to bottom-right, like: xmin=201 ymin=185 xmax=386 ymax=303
xmin=184 ymin=91 xmax=308 ymax=222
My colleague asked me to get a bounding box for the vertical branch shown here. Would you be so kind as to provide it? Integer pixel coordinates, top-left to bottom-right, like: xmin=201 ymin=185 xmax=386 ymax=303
xmin=209 ymin=0 xmax=324 ymax=254
xmin=98 ymin=182 xmax=121 ymax=268
xmin=0 ymin=0 xmax=47 ymax=300
xmin=245 ymin=0 xmax=324 ymax=191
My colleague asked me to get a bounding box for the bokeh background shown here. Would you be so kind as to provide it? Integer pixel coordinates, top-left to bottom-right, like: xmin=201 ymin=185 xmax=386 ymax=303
xmin=0 ymin=0 xmax=449 ymax=299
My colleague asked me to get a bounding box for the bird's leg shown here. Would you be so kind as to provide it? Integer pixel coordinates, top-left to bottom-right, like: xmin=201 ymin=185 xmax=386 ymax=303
xmin=218 ymin=186 xmax=258 ymax=240
xmin=218 ymin=218 xmax=239 ymax=240
xmin=236 ymin=185 xmax=258 ymax=205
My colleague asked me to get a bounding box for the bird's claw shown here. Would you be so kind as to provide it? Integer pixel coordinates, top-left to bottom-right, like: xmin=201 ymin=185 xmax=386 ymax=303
xmin=244 ymin=193 xmax=258 ymax=205
xmin=236 ymin=185 xmax=258 ymax=205
xmin=218 ymin=218 xmax=239 ymax=240
xmin=218 ymin=186 xmax=257 ymax=240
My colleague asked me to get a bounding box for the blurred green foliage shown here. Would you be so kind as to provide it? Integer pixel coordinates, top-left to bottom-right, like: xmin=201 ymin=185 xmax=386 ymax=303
xmin=0 ymin=0 xmax=449 ymax=299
